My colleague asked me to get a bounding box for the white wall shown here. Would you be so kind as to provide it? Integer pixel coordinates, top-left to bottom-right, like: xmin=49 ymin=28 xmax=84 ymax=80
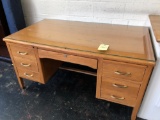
xmin=138 ymin=22 xmax=160 ymax=120
xmin=21 ymin=0 xmax=160 ymax=26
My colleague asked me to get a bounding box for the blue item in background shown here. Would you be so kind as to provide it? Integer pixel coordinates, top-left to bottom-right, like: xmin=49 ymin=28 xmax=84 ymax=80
xmin=1 ymin=0 xmax=26 ymax=34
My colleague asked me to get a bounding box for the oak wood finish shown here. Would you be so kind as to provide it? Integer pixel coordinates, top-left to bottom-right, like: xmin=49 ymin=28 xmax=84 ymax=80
xmin=102 ymin=60 xmax=147 ymax=82
xmin=59 ymin=66 xmax=97 ymax=76
xmin=38 ymin=49 xmax=97 ymax=69
xmin=5 ymin=19 xmax=155 ymax=61
xmin=9 ymin=43 xmax=37 ymax=60
xmin=101 ymin=77 xmax=140 ymax=97
xmin=101 ymin=89 xmax=137 ymax=107
xmin=131 ymin=65 xmax=154 ymax=120
xmin=101 ymin=77 xmax=140 ymax=107
xmin=13 ymin=56 xmax=39 ymax=72
xmin=6 ymin=43 xmax=24 ymax=88
xmin=149 ymin=15 xmax=160 ymax=42
xmin=17 ymin=68 xmax=40 ymax=82
xmin=40 ymin=58 xmax=62 ymax=83
xmin=3 ymin=19 xmax=155 ymax=120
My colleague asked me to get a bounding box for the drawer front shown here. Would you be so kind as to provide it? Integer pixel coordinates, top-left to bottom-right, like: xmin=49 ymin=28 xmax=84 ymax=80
xmin=101 ymin=77 xmax=140 ymax=98
xmin=14 ymin=56 xmax=39 ymax=72
xmin=9 ymin=44 xmax=36 ymax=60
xmin=17 ymin=68 xmax=40 ymax=82
xmin=103 ymin=60 xmax=146 ymax=82
xmin=38 ymin=49 xmax=97 ymax=69
xmin=100 ymin=90 xmax=137 ymax=107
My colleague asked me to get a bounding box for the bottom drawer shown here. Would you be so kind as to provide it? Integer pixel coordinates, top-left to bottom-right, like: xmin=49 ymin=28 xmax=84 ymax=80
xmin=17 ymin=68 xmax=40 ymax=82
xmin=100 ymin=90 xmax=137 ymax=107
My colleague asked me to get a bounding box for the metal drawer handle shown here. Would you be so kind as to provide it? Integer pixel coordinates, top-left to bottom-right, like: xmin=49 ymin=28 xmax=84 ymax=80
xmin=21 ymin=63 xmax=31 ymax=67
xmin=111 ymin=95 xmax=125 ymax=100
xmin=114 ymin=71 xmax=131 ymax=76
xmin=17 ymin=51 xmax=28 ymax=55
xmin=112 ymin=83 xmax=128 ymax=88
xmin=24 ymin=73 xmax=33 ymax=77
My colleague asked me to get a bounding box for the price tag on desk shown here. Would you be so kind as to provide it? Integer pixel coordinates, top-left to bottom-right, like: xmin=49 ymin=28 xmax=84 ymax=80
xmin=98 ymin=44 xmax=109 ymax=51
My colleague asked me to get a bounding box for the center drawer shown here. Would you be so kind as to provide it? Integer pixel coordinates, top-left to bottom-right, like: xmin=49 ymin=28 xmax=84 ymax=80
xmin=38 ymin=49 xmax=97 ymax=69
xmin=102 ymin=60 xmax=146 ymax=82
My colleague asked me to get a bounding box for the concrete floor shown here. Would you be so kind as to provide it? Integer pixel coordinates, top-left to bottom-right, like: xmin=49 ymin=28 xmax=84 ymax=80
xmin=0 ymin=60 xmax=144 ymax=120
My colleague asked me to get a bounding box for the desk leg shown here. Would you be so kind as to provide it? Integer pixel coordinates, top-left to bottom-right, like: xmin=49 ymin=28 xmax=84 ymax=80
xmin=13 ymin=65 xmax=24 ymax=89
xmin=96 ymin=58 xmax=103 ymax=98
xmin=6 ymin=43 xmax=25 ymax=89
xmin=12 ymin=66 xmax=25 ymax=89
xmin=131 ymin=107 xmax=137 ymax=120
xmin=131 ymin=65 xmax=154 ymax=120
xmin=17 ymin=77 xmax=24 ymax=89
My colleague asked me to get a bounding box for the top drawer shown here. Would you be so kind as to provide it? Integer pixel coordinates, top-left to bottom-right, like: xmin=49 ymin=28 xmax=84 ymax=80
xmin=103 ymin=60 xmax=146 ymax=82
xmin=9 ymin=43 xmax=36 ymax=60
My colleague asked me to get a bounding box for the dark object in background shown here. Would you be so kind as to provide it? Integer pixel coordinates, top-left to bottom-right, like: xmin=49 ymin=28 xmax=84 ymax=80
xmin=0 ymin=0 xmax=26 ymax=60
xmin=1 ymin=0 xmax=26 ymax=34
xmin=0 ymin=0 xmax=10 ymax=58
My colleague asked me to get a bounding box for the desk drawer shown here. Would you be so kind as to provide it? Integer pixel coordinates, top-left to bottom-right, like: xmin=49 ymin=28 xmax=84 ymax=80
xmin=38 ymin=49 xmax=97 ymax=69
xmin=101 ymin=77 xmax=140 ymax=98
xmin=17 ymin=68 xmax=40 ymax=82
xmin=100 ymin=90 xmax=137 ymax=107
xmin=102 ymin=60 xmax=146 ymax=82
xmin=9 ymin=44 xmax=36 ymax=60
xmin=14 ymin=56 xmax=39 ymax=72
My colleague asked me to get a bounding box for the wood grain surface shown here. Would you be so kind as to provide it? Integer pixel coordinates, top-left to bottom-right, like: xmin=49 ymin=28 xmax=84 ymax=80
xmin=4 ymin=19 xmax=155 ymax=61
xmin=149 ymin=15 xmax=160 ymax=42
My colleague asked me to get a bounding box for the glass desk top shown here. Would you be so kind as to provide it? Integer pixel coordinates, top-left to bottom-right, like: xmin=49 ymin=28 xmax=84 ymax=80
xmin=5 ymin=19 xmax=155 ymax=62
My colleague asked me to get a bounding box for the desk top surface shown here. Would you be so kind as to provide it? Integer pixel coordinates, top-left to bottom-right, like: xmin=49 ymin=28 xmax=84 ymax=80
xmin=4 ymin=19 xmax=155 ymax=62
xmin=149 ymin=15 xmax=160 ymax=42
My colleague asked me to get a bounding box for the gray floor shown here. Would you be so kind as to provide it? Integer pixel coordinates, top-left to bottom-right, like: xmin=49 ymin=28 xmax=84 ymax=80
xmin=0 ymin=60 xmax=145 ymax=120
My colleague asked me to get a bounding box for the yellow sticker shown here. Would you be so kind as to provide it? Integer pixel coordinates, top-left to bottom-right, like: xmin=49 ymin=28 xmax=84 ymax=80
xmin=98 ymin=44 xmax=109 ymax=51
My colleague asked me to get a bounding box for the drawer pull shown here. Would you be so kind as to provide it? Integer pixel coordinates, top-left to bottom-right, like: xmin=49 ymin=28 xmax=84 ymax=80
xmin=21 ymin=63 xmax=31 ymax=67
xmin=17 ymin=51 xmax=28 ymax=55
xmin=111 ymin=95 xmax=125 ymax=100
xmin=112 ymin=83 xmax=128 ymax=88
xmin=114 ymin=71 xmax=131 ymax=76
xmin=24 ymin=73 xmax=33 ymax=77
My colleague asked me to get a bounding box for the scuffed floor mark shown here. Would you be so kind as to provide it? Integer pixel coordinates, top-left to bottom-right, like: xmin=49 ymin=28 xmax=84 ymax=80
xmin=6 ymin=76 xmax=11 ymax=79
xmin=34 ymin=100 xmax=39 ymax=105
xmin=7 ymin=88 xmax=14 ymax=93
xmin=5 ymin=82 xmax=13 ymax=88
xmin=21 ymin=90 xmax=28 ymax=96
xmin=36 ymin=93 xmax=40 ymax=98
xmin=35 ymin=115 xmax=42 ymax=120
xmin=4 ymin=68 xmax=8 ymax=72
xmin=27 ymin=113 xmax=32 ymax=120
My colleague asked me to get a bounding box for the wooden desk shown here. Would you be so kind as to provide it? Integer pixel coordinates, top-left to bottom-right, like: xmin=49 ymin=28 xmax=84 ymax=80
xmin=3 ymin=19 xmax=155 ymax=120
